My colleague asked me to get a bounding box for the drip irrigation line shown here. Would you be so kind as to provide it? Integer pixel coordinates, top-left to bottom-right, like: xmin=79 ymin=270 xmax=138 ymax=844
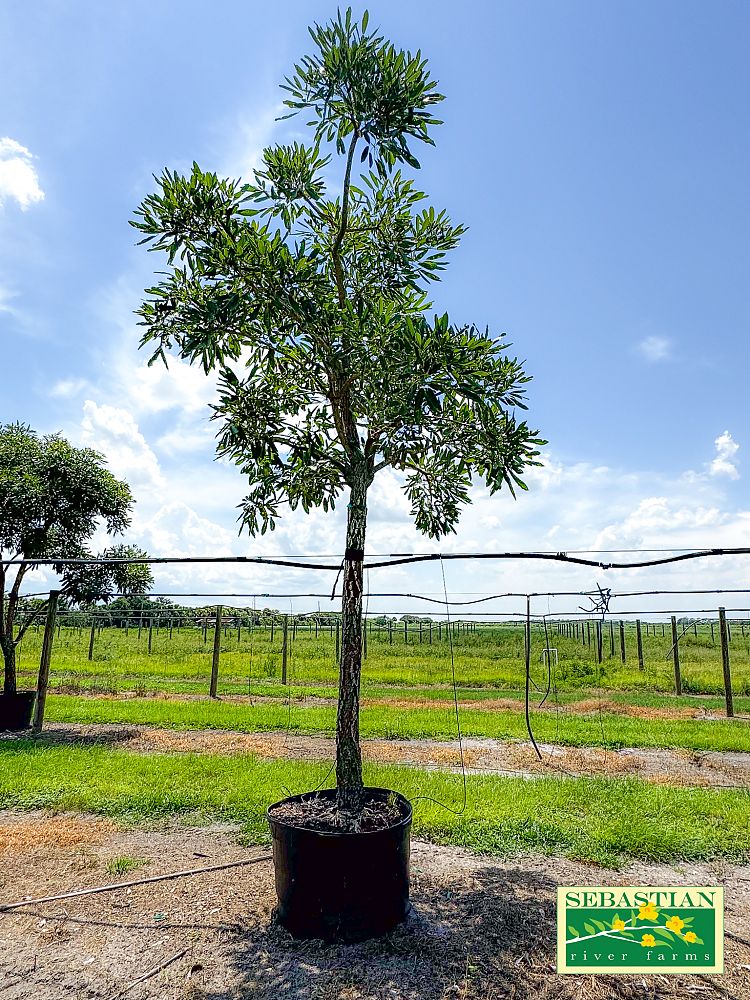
xmin=19 ymin=586 xmax=750 ymax=603
xmin=8 ymin=546 xmax=750 ymax=571
xmin=22 ymin=607 xmax=750 ymax=621
xmin=538 ymin=614 xmax=552 ymax=709
xmin=410 ymin=558 xmax=468 ymax=816
xmin=524 ymin=596 xmax=543 ymax=761
xmin=0 ymin=855 xmax=272 ymax=912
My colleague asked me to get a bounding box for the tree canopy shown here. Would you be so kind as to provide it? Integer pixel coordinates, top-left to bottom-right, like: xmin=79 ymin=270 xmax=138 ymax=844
xmin=132 ymin=7 xmax=544 ymax=813
xmin=132 ymin=10 xmax=543 ymax=539
xmin=0 ymin=422 xmax=152 ymax=695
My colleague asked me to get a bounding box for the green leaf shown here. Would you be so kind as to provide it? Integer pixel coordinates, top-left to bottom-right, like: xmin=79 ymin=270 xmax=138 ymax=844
xmin=583 ymin=922 xmax=596 ymax=935
xmin=567 ymin=925 xmax=579 ymax=938
xmin=653 ymin=927 xmax=674 ymax=940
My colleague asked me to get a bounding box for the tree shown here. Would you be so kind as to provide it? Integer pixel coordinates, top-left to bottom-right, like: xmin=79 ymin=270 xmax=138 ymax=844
xmin=132 ymin=8 xmax=544 ymax=816
xmin=0 ymin=423 xmax=153 ymax=696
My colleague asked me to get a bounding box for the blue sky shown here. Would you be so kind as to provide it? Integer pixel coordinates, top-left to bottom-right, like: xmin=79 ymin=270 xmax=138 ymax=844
xmin=2 ymin=0 xmax=749 ymax=617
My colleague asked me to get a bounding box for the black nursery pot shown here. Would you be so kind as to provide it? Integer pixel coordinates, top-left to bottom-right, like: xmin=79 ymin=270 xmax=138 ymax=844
xmin=0 ymin=691 xmax=36 ymax=731
xmin=267 ymin=786 xmax=412 ymax=941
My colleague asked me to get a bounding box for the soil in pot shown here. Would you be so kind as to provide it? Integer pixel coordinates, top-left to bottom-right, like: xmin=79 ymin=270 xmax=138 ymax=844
xmin=0 ymin=691 xmax=37 ymax=731
xmin=267 ymin=786 xmax=412 ymax=942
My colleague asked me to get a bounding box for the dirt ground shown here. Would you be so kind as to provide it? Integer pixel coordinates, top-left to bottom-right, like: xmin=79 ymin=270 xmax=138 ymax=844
xmin=11 ymin=722 xmax=750 ymax=789
xmin=0 ymin=812 xmax=748 ymax=999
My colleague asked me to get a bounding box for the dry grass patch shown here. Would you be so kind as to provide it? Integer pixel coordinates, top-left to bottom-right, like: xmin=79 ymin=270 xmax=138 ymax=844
xmin=0 ymin=815 xmax=115 ymax=857
xmin=137 ymin=728 xmax=286 ymax=756
xmin=503 ymin=743 xmax=641 ymax=778
xmin=566 ymin=698 xmax=702 ymax=721
xmin=363 ymin=741 xmax=485 ymax=769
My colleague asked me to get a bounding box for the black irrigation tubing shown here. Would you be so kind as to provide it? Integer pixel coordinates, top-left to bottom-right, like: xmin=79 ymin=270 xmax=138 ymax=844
xmin=20 ymin=587 xmax=750 ymax=602
xmin=24 ymin=607 xmax=750 ymax=620
xmin=7 ymin=546 xmax=750 ymax=571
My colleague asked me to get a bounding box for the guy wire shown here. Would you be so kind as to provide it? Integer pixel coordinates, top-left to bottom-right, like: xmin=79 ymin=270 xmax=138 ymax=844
xmin=411 ymin=556 xmax=467 ymax=814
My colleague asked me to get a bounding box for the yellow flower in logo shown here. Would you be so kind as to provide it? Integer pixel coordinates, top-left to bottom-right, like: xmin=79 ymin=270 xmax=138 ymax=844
xmin=665 ymin=916 xmax=685 ymax=933
xmin=612 ymin=917 xmax=626 ymax=931
xmin=640 ymin=934 xmax=656 ymax=947
xmin=684 ymin=931 xmax=698 ymax=943
xmin=638 ymin=902 xmax=659 ymax=921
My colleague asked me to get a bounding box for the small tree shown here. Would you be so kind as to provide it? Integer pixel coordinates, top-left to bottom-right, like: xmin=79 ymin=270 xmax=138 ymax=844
xmin=0 ymin=423 xmax=153 ymax=695
xmin=132 ymin=9 xmax=543 ymax=816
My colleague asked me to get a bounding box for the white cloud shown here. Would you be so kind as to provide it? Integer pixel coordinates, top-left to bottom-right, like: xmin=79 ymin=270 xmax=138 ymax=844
xmin=79 ymin=400 xmax=165 ymax=491
xmin=0 ymin=283 xmax=18 ymax=315
xmin=708 ymin=430 xmax=740 ymax=480
xmin=219 ymin=103 xmax=285 ymax=180
xmin=50 ymin=377 xmax=90 ymax=399
xmin=0 ymin=137 xmax=45 ymax=210
xmin=636 ymin=335 xmax=671 ymax=362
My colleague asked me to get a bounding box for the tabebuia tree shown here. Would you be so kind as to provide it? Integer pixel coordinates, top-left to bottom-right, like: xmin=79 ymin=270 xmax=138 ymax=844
xmin=0 ymin=423 xmax=153 ymax=696
xmin=132 ymin=8 xmax=543 ymax=816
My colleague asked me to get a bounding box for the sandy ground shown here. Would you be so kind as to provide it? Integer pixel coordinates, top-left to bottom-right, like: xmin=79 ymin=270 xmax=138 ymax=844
xmin=8 ymin=722 xmax=750 ymax=789
xmin=0 ymin=811 xmax=749 ymax=999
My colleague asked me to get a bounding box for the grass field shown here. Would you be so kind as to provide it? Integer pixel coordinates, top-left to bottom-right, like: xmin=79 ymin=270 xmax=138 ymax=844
xmin=2 ymin=739 xmax=750 ymax=866
xmin=38 ymin=693 xmax=750 ymax=751
xmin=15 ymin=619 xmax=750 ymax=696
xmin=5 ymin=618 xmax=750 ymax=866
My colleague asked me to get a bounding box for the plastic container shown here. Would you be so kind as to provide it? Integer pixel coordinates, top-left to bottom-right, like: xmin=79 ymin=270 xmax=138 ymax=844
xmin=0 ymin=691 xmax=36 ymax=731
xmin=267 ymin=786 xmax=412 ymax=941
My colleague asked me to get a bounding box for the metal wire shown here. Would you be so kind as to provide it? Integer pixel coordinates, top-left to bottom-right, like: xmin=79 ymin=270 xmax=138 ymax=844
xmin=7 ymin=546 xmax=750 ymax=571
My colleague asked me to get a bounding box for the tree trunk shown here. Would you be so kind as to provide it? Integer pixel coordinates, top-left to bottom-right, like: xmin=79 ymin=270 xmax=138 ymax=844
xmin=336 ymin=472 xmax=368 ymax=815
xmin=1 ymin=637 xmax=17 ymax=697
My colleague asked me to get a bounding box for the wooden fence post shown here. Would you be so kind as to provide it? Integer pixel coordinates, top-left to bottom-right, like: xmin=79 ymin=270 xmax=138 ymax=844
xmin=32 ymin=591 xmax=60 ymax=733
xmin=281 ymin=615 xmax=288 ymax=684
xmin=609 ymin=620 xmax=614 ymax=658
xmin=719 ymin=607 xmax=733 ymax=718
xmin=210 ymin=605 xmax=222 ymax=698
xmin=335 ymin=621 xmax=340 ymax=662
xmin=619 ymin=620 xmax=626 ymax=663
xmin=636 ymin=620 xmax=644 ymax=671
xmin=363 ymin=617 xmax=368 ymax=659
xmin=88 ymin=622 xmax=96 ymax=661
xmin=671 ymin=616 xmax=682 ymax=696
xmin=148 ymin=620 xmax=153 ymax=655
xmin=596 ymin=622 xmax=602 ymax=664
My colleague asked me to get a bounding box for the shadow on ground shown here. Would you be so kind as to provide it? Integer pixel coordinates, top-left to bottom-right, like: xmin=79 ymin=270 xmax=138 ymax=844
xmin=0 ymin=726 xmax=142 ymax=749
xmin=192 ymin=867 xmax=713 ymax=1000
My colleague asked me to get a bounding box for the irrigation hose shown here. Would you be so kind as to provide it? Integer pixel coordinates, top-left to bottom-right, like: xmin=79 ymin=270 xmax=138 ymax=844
xmin=0 ymin=854 xmax=272 ymax=913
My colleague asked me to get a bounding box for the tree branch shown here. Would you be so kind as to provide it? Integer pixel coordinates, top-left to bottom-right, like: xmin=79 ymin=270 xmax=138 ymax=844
xmin=331 ymin=132 xmax=359 ymax=307
xmin=13 ymin=599 xmax=51 ymax=646
xmin=5 ymin=564 xmax=28 ymax=637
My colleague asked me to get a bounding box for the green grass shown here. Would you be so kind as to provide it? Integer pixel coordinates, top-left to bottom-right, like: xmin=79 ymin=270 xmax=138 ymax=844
xmin=15 ymin=621 xmax=750 ymax=697
xmin=41 ymin=693 xmax=750 ymax=752
xmin=1 ymin=740 xmax=748 ymax=867
xmin=105 ymin=855 xmax=150 ymax=876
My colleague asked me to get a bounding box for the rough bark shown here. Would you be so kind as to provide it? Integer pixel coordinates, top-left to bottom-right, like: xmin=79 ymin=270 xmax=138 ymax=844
xmin=336 ymin=469 xmax=369 ymax=815
xmin=1 ymin=637 xmax=17 ymax=697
